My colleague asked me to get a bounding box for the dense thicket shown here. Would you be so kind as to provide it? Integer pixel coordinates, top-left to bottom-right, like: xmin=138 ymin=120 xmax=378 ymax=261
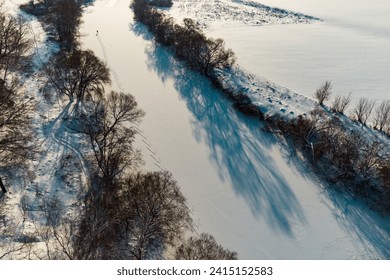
xmin=21 ymin=0 xmax=82 ymax=51
xmin=269 ymin=107 xmax=390 ymax=213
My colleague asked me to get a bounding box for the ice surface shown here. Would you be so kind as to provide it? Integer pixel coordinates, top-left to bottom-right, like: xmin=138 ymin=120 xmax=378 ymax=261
xmin=78 ymin=0 xmax=390 ymax=259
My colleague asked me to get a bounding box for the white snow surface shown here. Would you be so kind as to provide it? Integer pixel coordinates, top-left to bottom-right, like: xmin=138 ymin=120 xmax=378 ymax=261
xmin=167 ymin=0 xmax=318 ymax=29
xmin=1 ymin=0 xmax=389 ymax=260
xmin=202 ymin=0 xmax=390 ymax=105
xmin=79 ymin=0 xmax=390 ymax=259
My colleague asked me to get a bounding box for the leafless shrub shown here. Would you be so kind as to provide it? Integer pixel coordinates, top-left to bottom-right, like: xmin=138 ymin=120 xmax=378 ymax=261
xmin=174 ymin=233 xmax=237 ymax=260
xmin=374 ymin=100 xmax=390 ymax=132
xmin=332 ymin=92 xmax=351 ymax=114
xmin=315 ymin=81 xmax=332 ymax=106
xmin=19 ymin=194 xmax=30 ymax=222
xmin=356 ymin=141 xmax=383 ymax=180
xmin=289 ymin=108 xmax=327 ymax=146
xmin=353 ymin=97 xmax=376 ymax=125
xmin=325 ymin=127 xmax=363 ymax=175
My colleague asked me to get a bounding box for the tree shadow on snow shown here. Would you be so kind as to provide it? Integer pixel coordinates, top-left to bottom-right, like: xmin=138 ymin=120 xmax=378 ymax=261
xmin=140 ymin=37 xmax=390 ymax=258
xmin=144 ymin=42 xmax=307 ymax=238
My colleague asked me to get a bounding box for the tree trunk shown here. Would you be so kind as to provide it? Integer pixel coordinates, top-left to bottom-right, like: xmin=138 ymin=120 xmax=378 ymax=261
xmin=0 ymin=178 xmax=6 ymax=193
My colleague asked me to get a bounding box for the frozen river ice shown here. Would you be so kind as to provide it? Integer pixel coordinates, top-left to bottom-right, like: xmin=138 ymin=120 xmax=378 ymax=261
xmin=80 ymin=0 xmax=390 ymax=259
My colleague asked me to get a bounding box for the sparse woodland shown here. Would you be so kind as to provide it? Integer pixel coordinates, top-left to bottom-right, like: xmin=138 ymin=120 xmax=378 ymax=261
xmin=0 ymin=0 xmax=236 ymax=260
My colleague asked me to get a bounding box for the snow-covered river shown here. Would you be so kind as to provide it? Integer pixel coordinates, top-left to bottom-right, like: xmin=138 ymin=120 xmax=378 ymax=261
xmin=209 ymin=0 xmax=390 ymax=104
xmin=80 ymin=0 xmax=390 ymax=259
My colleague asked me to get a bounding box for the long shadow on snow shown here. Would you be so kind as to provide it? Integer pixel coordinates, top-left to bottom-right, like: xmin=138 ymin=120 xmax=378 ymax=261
xmin=142 ymin=41 xmax=307 ymax=237
xmin=134 ymin=23 xmax=390 ymax=257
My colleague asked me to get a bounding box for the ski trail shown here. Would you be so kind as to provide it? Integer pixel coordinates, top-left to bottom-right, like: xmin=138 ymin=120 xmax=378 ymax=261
xmin=95 ymin=31 xmax=202 ymax=235
xmin=20 ymin=8 xmax=90 ymax=190
xmin=96 ymin=32 xmax=168 ymax=173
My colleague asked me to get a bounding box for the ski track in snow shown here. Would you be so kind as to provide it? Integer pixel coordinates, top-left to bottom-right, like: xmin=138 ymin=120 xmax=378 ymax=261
xmin=96 ymin=31 xmax=169 ymax=174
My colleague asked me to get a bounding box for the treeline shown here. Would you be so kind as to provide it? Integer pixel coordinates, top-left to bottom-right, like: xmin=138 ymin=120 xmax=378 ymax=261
xmin=0 ymin=3 xmax=35 ymax=258
xmin=3 ymin=0 xmax=237 ymax=260
xmin=0 ymin=4 xmax=34 ymax=169
xmin=130 ymin=1 xmax=390 ymax=214
xmin=270 ymin=82 xmax=390 ymax=214
xmin=315 ymin=82 xmax=390 ymax=134
xmin=131 ymin=0 xmax=236 ymax=77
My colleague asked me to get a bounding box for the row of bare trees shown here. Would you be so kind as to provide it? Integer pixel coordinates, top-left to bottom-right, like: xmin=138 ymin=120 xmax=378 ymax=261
xmin=68 ymin=88 xmax=235 ymax=259
xmin=270 ymin=105 xmax=390 ymax=213
xmin=16 ymin=10 xmax=235 ymax=258
xmin=315 ymin=81 xmax=390 ymax=133
xmin=0 ymin=4 xmax=32 ymax=81
xmin=0 ymin=3 xmax=36 ymax=259
xmin=0 ymin=4 xmax=34 ymax=168
xmin=131 ymin=0 xmax=236 ymax=77
xmin=0 ymin=0 xmax=238 ymax=260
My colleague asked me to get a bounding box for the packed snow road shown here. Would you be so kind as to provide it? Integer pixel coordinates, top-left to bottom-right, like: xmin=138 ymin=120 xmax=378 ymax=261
xmin=80 ymin=0 xmax=390 ymax=259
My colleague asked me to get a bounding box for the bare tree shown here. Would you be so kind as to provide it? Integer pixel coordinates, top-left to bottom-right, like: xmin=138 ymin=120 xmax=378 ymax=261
xmin=374 ymin=100 xmax=390 ymax=132
xmin=0 ymin=7 xmax=32 ymax=80
xmin=315 ymin=81 xmax=332 ymax=106
xmin=46 ymin=50 xmax=110 ymax=103
xmin=200 ymin=38 xmax=236 ymax=76
xmin=119 ymin=171 xmax=192 ymax=260
xmin=174 ymin=233 xmax=237 ymax=260
xmin=332 ymin=92 xmax=351 ymax=114
xmin=353 ymin=97 xmax=376 ymax=125
xmin=0 ymin=80 xmax=34 ymax=165
xmin=71 ymin=171 xmax=192 ymax=260
xmin=84 ymin=91 xmax=144 ymax=184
